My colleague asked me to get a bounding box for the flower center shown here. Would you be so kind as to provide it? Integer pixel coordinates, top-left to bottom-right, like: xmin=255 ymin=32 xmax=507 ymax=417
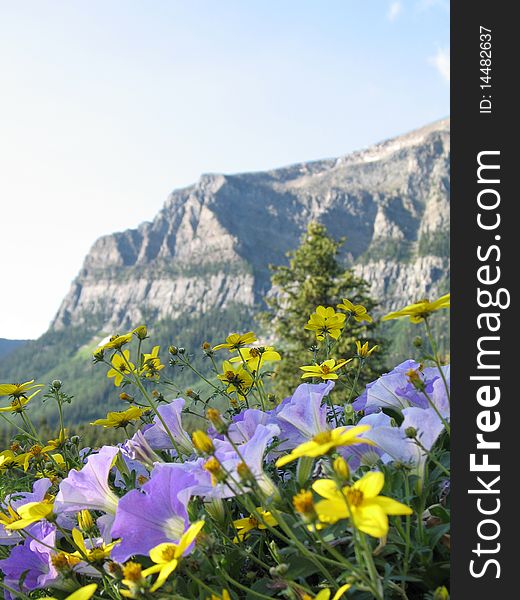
xmin=313 ymin=431 xmax=332 ymax=444
xmin=163 ymin=515 xmax=186 ymax=541
xmin=248 ymin=516 xmax=259 ymax=528
xmin=321 ymin=365 xmax=331 ymax=374
xmin=161 ymin=545 xmax=178 ymax=561
xmin=346 ymin=488 xmax=364 ymax=507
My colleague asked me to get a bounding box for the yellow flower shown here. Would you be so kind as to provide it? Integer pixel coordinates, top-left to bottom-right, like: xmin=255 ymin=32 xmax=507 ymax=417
xmin=304 ymin=306 xmax=346 ymax=341
xmin=0 ymin=450 xmax=25 ymax=472
xmin=91 ymin=406 xmax=145 ymax=428
xmin=313 ymin=471 xmax=413 ymax=538
xmin=192 ymin=430 xmax=215 ymax=454
xmin=207 ymin=591 xmax=231 ymax=600
xmin=40 ymin=584 xmax=98 ymax=600
xmin=98 ymin=332 xmax=133 ymax=351
xmin=382 ymin=293 xmax=450 ymax=323
xmin=233 ymin=509 xmax=277 ymax=541
xmin=0 ymin=380 xmax=43 ymax=398
xmin=120 ymin=561 xmax=147 ymax=598
xmin=337 ymin=298 xmax=373 ymax=323
xmin=140 ymin=345 xmax=165 ymax=378
xmin=77 ymin=509 xmax=95 ymax=532
xmin=71 ymin=528 xmax=117 ymax=563
xmin=355 ymin=341 xmax=378 ymax=359
xmin=203 ymin=456 xmax=224 ymax=485
xmin=0 ymin=394 xmax=37 ymax=414
xmin=213 ymin=332 xmax=257 ymax=352
xmin=275 ymin=425 xmax=373 ymax=467
xmin=107 ymin=350 xmax=135 ymax=386
xmin=300 ymin=359 xmax=351 ymax=380
xmin=229 ymin=346 xmax=281 ymax=371
xmin=305 ymin=583 xmax=352 ymax=600
xmin=133 ymin=325 xmax=148 ymax=340
xmin=293 ymin=490 xmax=316 ymax=517
xmin=2 ymin=499 xmax=54 ymax=531
xmin=142 ymin=521 xmax=205 ymax=592
xmin=217 ymin=361 xmax=253 ymax=395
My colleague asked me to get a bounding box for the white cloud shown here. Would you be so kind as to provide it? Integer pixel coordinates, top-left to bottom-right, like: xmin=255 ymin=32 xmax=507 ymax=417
xmin=430 ymin=47 xmax=450 ymax=82
xmin=387 ymin=1 xmax=403 ymax=21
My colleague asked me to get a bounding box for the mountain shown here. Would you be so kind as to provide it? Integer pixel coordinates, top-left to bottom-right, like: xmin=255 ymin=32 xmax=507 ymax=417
xmin=0 ymin=339 xmax=28 ymax=360
xmin=0 ymin=118 xmax=450 ymax=424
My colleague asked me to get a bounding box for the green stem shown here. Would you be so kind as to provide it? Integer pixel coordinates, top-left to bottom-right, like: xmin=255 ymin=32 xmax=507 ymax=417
xmin=424 ymin=318 xmax=450 ymax=403
xmin=118 ymin=352 xmax=186 ymax=462
xmin=420 ymin=388 xmax=450 ymax=436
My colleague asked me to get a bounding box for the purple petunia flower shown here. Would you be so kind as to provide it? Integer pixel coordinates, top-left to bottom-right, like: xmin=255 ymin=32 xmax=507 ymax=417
xmin=110 ymin=463 xmax=197 ymax=562
xmin=1 ymin=479 xmax=52 ymax=546
xmin=143 ymin=398 xmax=193 ymax=455
xmin=354 ymin=360 xmax=450 ymax=415
xmin=54 ymin=445 xmax=119 ymax=517
xmin=0 ymin=521 xmax=58 ymax=598
xmin=274 ymin=381 xmax=334 ymax=449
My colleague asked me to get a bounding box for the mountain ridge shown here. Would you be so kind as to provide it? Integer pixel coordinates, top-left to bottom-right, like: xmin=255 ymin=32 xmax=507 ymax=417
xmin=51 ymin=117 xmax=449 ymax=334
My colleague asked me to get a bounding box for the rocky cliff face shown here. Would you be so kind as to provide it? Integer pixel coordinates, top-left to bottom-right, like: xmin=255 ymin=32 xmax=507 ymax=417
xmin=52 ymin=119 xmax=450 ymax=333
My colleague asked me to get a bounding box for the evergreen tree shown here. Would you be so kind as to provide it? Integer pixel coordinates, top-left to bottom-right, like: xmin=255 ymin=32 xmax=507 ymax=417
xmin=262 ymin=222 xmax=386 ymax=398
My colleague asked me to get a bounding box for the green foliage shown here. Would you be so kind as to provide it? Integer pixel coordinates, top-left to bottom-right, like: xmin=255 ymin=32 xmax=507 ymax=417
xmin=360 ymin=239 xmax=414 ymax=263
xmin=0 ymin=305 xmax=255 ymax=428
xmin=261 ymin=222 xmax=387 ymax=398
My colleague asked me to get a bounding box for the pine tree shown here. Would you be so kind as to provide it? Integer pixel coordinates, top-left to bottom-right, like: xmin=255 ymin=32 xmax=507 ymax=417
xmin=262 ymin=222 xmax=386 ymax=399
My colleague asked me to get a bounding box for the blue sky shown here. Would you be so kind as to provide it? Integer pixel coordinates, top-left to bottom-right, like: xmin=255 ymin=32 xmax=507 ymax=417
xmin=0 ymin=1 xmax=449 ymax=339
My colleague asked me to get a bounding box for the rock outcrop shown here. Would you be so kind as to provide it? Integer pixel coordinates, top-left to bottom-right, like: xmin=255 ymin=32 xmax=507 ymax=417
xmin=52 ymin=118 xmax=450 ymax=332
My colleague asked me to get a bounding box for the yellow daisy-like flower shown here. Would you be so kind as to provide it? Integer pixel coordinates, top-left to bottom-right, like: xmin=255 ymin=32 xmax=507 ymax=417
xmin=107 ymin=350 xmax=135 ymax=387
xmin=382 ymin=293 xmax=450 ymax=323
xmin=97 ymin=332 xmax=133 ymax=351
xmin=229 ymin=346 xmax=281 ymax=371
xmin=217 ymin=361 xmax=253 ymax=395
xmin=142 ymin=521 xmax=205 ymax=592
xmin=275 ymin=425 xmax=374 ymax=467
xmin=305 ymin=584 xmax=352 ymax=600
xmin=355 ymin=341 xmax=378 ymax=359
xmin=90 ymin=406 xmax=145 ymax=428
xmin=233 ymin=509 xmax=278 ymax=541
xmin=213 ymin=332 xmax=257 ymax=352
xmin=337 ymin=298 xmax=373 ymax=323
xmin=207 ymin=591 xmax=231 ymax=600
xmin=304 ymin=306 xmax=346 ymax=341
xmin=0 ymin=450 xmax=25 ymax=472
xmin=140 ymin=345 xmax=165 ymax=378
xmin=313 ymin=471 xmax=413 ymax=538
xmin=300 ymin=358 xmax=351 ymax=380
xmin=2 ymin=498 xmax=54 ymax=531
xmin=0 ymin=380 xmax=43 ymax=399
xmin=0 ymin=393 xmax=40 ymax=414
xmin=40 ymin=583 xmax=98 ymax=600
xmin=71 ymin=528 xmax=117 ymax=563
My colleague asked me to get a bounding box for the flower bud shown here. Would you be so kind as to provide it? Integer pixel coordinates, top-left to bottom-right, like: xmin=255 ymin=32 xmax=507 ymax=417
xmin=206 ymin=408 xmax=228 ymax=434
xmin=433 ymin=586 xmax=450 ymax=600
xmin=405 ymin=426 xmax=418 ymax=439
xmin=169 ymin=345 xmax=178 ymax=355
xmin=192 ymin=430 xmax=215 ymax=454
xmin=413 ymin=336 xmax=423 ymax=348
xmin=333 ymin=456 xmax=350 ymax=480
xmin=92 ymin=348 xmax=105 ymax=362
xmin=51 ymin=380 xmax=62 ymax=390
xmin=133 ymin=325 xmax=148 ymax=340
xmin=78 ymin=509 xmax=94 ymax=532
xmin=237 ymin=461 xmax=254 ymax=484
xmin=119 ymin=392 xmax=134 ymax=403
